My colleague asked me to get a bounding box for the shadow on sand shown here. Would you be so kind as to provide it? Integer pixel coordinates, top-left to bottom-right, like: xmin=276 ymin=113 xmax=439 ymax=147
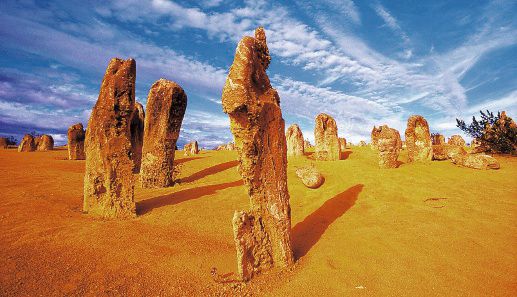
xmin=137 ymin=180 xmax=244 ymax=215
xmin=340 ymin=150 xmax=353 ymax=160
xmin=292 ymin=184 xmax=363 ymax=259
xmin=180 ymin=160 xmax=239 ymax=183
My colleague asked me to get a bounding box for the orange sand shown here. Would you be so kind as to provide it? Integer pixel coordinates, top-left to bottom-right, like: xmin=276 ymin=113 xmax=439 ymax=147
xmin=0 ymin=147 xmax=516 ymax=296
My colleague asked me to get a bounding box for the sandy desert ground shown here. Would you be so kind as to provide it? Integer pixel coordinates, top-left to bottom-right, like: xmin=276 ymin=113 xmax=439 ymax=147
xmin=0 ymin=147 xmax=516 ymax=296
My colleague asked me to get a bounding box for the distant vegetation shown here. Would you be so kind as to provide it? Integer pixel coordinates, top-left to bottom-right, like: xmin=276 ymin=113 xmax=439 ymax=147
xmin=6 ymin=136 xmax=18 ymax=146
xmin=456 ymin=110 xmax=517 ymax=154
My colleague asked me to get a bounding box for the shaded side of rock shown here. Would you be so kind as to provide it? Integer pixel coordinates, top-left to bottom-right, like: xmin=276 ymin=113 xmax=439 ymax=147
xmin=130 ymin=102 xmax=145 ymax=172
xmin=339 ymin=137 xmax=347 ymax=152
xmin=141 ymin=79 xmax=187 ymax=188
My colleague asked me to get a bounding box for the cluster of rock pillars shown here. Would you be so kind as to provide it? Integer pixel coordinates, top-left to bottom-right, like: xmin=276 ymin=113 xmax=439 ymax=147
xmin=5 ymin=27 xmax=505 ymax=281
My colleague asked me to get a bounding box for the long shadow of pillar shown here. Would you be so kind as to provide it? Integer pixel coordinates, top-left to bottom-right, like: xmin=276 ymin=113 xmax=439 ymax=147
xmin=292 ymin=184 xmax=364 ymax=259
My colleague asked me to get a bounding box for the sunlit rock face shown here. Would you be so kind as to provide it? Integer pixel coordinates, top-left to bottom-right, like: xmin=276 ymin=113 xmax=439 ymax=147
xmin=286 ymin=124 xmax=304 ymax=157
xmin=405 ymin=115 xmax=432 ymax=162
xmin=83 ymin=58 xmax=136 ymax=218
xmin=140 ymin=79 xmax=187 ymax=189
xmin=18 ymin=134 xmax=36 ymax=152
xmin=67 ymin=123 xmax=86 ymax=160
xmin=184 ymin=140 xmax=199 ymax=156
xmin=222 ymin=27 xmax=294 ymax=281
xmin=372 ymin=125 xmax=401 ymax=168
xmin=314 ymin=113 xmax=340 ymax=161
xmin=448 ymin=135 xmax=466 ymax=146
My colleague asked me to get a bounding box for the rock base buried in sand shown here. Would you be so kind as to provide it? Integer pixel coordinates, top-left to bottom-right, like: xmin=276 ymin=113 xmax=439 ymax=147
xmin=432 ymin=145 xmax=467 ymax=161
xmin=295 ymin=165 xmax=324 ymax=188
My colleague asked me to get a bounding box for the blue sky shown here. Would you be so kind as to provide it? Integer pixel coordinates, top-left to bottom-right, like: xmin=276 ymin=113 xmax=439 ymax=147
xmin=0 ymin=0 xmax=516 ymax=147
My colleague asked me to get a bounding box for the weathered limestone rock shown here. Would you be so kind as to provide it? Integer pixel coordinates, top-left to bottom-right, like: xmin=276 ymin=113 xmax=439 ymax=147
xmin=295 ymin=165 xmax=324 ymax=188
xmin=36 ymin=134 xmax=54 ymax=151
xmin=215 ymin=142 xmax=235 ymax=151
xmin=184 ymin=140 xmax=199 ymax=156
xmin=339 ymin=137 xmax=347 ymax=151
xmin=452 ymin=154 xmax=500 ymax=170
xmin=371 ymin=126 xmax=380 ymax=150
xmin=130 ymin=102 xmax=145 ymax=172
xmin=469 ymin=138 xmax=488 ymax=154
xmin=405 ymin=115 xmax=432 ymax=162
xmin=222 ymin=27 xmax=294 ymax=280
xmin=432 ymin=144 xmax=467 ymax=161
xmin=140 ymin=79 xmax=187 ymax=188
xmin=432 ymin=134 xmax=446 ymax=145
xmin=314 ymin=113 xmax=340 ymax=160
xmin=67 ymin=123 xmax=86 ymax=160
xmin=0 ymin=137 xmax=7 ymax=149
xmin=286 ymin=124 xmax=304 ymax=157
xmin=372 ymin=125 xmax=401 ymax=168
xmin=18 ymin=134 xmax=36 ymax=152
xmin=448 ymin=135 xmax=466 ymax=146
xmin=83 ymin=58 xmax=137 ymax=218
xmin=304 ymin=139 xmax=312 ymax=150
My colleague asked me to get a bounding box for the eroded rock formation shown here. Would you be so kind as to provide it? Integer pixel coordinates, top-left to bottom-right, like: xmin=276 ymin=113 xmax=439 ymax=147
xmin=286 ymin=124 xmax=304 ymax=157
xmin=18 ymin=134 xmax=36 ymax=152
xmin=432 ymin=144 xmax=467 ymax=161
xmin=295 ymin=165 xmax=324 ymax=188
xmin=448 ymin=135 xmax=466 ymax=146
xmin=130 ymin=102 xmax=145 ymax=172
xmin=67 ymin=123 xmax=86 ymax=160
xmin=184 ymin=140 xmax=199 ymax=156
xmin=36 ymin=134 xmax=54 ymax=151
xmin=222 ymin=27 xmax=294 ymax=280
xmin=304 ymin=139 xmax=312 ymax=150
xmin=339 ymin=137 xmax=347 ymax=152
xmin=83 ymin=58 xmax=137 ymax=218
xmin=432 ymin=134 xmax=446 ymax=145
xmin=215 ymin=142 xmax=235 ymax=151
xmin=452 ymin=154 xmax=500 ymax=170
xmin=314 ymin=113 xmax=340 ymax=160
xmin=405 ymin=115 xmax=432 ymax=162
xmin=0 ymin=137 xmax=7 ymax=149
xmin=372 ymin=125 xmax=401 ymax=168
xmin=140 ymin=79 xmax=187 ymax=188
